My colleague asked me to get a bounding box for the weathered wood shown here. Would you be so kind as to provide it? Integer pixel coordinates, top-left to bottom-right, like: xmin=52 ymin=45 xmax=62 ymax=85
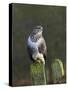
xmin=30 ymin=62 xmax=46 ymax=85
xmin=51 ymin=59 xmax=64 ymax=83
xmin=30 ymin=58 xmax=65 ymax=85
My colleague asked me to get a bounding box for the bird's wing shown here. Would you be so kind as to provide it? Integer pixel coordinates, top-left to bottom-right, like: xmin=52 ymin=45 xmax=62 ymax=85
xmin=38 ymin=37 xmax=47 ymax=56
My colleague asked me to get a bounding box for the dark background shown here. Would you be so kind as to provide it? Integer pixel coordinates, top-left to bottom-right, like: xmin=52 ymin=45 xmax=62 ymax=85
xmin=12 ymin=3 xmax=66 ymax=85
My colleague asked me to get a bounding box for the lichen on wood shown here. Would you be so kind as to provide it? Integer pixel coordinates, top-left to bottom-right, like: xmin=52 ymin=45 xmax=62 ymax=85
xmin=30 ymin=62 xmax=46 ymax=85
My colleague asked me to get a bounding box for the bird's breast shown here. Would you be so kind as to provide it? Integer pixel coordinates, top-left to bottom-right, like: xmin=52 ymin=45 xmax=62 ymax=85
xmin=27 ymin=36 xmax=38 ymax=49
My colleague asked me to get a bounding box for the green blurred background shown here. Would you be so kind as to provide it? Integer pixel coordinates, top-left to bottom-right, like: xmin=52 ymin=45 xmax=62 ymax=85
xmin=12 ymin=3 xmax=66 ymax=85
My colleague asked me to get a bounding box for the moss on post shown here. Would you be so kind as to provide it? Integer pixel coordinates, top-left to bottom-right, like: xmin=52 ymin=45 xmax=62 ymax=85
xmin=51 ymin=59 xmax=64 ymax=83
xmin=30 ymin=62 xmax=46 ymax=85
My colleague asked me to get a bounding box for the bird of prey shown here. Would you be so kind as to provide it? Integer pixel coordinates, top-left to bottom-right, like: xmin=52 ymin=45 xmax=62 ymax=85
xmin=27 ymin=25 xmax=47 ymax=64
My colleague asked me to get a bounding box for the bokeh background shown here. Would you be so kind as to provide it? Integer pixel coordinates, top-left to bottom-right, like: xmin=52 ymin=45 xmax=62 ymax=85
xmin=12 ymin=3 xmax=66 ymax=85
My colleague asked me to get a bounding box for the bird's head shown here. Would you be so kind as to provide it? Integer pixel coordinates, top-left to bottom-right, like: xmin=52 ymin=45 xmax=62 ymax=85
xmin=31 ymin=25 xmax=43 ymax=38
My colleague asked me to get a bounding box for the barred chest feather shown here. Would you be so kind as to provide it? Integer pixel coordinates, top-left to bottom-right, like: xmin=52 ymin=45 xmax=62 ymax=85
xmin=27 ymin=36 xmax=47 ymax=54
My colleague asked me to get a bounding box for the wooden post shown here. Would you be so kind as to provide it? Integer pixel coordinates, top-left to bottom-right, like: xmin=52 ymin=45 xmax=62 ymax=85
xmin=30 ymin=62 xmax=46 ymax=85
xmin=51 ymin=59 xmax=64 ymax=83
